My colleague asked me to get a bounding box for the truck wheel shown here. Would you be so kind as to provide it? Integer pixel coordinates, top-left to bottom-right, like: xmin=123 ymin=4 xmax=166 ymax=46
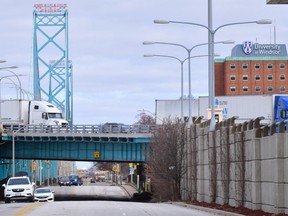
xmin=4 ymin=198 xmax=10 ymax=203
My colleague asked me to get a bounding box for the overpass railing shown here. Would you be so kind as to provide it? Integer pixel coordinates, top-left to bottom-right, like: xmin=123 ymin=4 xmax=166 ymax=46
xmin=2 ymin=124 xmax=157 ymax=134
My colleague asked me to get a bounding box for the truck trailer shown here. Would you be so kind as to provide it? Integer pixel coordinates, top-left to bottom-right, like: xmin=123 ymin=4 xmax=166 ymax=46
xmin=0 ymin=100 xmax=69 ymax=128
xmin=155 ymin=94 xmax=288 ymax=125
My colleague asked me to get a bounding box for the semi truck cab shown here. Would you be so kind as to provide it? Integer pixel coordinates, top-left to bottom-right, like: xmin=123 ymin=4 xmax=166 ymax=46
xmin=29 ymin=101 xmax=69 ymax=127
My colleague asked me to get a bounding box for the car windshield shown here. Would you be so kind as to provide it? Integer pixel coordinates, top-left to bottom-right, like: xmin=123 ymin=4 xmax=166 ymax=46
xmin=36 ymin=188 xmax=51 ymax=193
xmin=60 ymin=177 xmax=69 ymax=181
xmin=8 ymin=178 xmax=29 ymax=185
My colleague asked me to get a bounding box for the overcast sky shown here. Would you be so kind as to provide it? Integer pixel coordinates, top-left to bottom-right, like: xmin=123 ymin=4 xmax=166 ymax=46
xmin=0 ymin=0 xmax=287 ymax=126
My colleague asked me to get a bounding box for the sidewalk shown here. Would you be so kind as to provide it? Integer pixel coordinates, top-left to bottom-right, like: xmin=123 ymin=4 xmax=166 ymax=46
xmin=120 ymin=183 xmax=138 ymax=199
xmin=169 ymin=202 xmax=244 ymax=216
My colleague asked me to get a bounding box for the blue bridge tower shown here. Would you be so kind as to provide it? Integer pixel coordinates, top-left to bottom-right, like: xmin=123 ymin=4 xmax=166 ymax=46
xmin=32 ymin=4 xmax=73 ymax=125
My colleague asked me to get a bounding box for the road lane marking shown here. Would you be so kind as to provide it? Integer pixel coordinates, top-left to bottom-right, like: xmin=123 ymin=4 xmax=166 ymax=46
xmin=13 ymin=202 xmax=45 ymax=216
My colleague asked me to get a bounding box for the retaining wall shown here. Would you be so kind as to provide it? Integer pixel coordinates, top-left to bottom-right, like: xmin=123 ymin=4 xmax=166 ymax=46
xmin=182 ymin=118 xmax=288 ymax=214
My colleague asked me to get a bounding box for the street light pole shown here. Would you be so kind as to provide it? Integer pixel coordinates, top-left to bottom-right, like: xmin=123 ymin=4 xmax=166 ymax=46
xmin=12 ymin=126 xmax=25 ymax=177
xmin=143 ymin=40 xmax=232 ymax=127
xmin=144 ymin=53 xmax=219 ymax=124
xmin=0 ymin=68 xmax=22 ymax=100
xmin=3 ymin=78 xmax=19 ymax=99
xmin=144 ymin=54 xmax=184 ymax=123
xmin=0 ymin=74 xmax=23 ymax=132
xmin=8 ymin=85 xmax=31 ymax=100
xmin=154 ymin=19 xmax=272 ymax=130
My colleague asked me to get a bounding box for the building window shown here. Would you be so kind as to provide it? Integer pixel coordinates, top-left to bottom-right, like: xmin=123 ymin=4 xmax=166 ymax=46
xmin=268 ymin=86 xmax=273 ymax=92
xmin=280 ymin=86 xmax=286 ymax=92
xmin=242 ymin=64 xmax=248 ymax=70
xmin=280 ymin=74 xmax=286 ymax=80
xmin=243 ymin=86 xmax=248 ymax=92
xmin=267 ymin=63 xmax=273 ymax=69
xmin=230 ymin=64 xmax=235 ymax=69
xmin=267 ymin=74 xmax=273 ymax=81
xmin=230 ymin=86 xmax=236 ymax=92
xmin=242 ymin=75 xmax=248 ymax=81
xmin=255 ymin=63 xmax=260 ymax=69
xmin=280 ymin=63 xmax=285 ymax=69
xmin=230 ymin=75 xmax=236 ymax=81
xmin=255 ymin=86 xmax=261 ymax=92
xmin=255 ymin=75 xmax=261 ymax=81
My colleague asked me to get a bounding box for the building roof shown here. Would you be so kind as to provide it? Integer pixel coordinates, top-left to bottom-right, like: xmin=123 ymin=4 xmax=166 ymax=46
xmin=215 ymin=43 xmax=288 ymax=62
xmin=267 ymin=0 xmax=288 ymax=4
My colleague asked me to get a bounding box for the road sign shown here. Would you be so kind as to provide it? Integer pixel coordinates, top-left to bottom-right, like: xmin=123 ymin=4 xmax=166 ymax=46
xmin=112 ymin=163 xmax=120 ymax=172
xmin=129 ymin=167 xmax=134 ymax=174
xmin=94 ymin=151 xmax=100 ymax=159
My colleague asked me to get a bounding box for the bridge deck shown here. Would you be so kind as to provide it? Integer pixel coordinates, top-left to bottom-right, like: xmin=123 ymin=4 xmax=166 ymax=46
xmin=0 ymin=125 xmax=153 ymax=162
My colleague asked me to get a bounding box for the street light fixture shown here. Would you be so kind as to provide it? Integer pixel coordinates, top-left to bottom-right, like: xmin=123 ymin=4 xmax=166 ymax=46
xmin=7 ymin=85 xmax=31 ymax=100
xmin=143 ymin=40 xmax=233 ymax=127
xmin=144 ymin=53 xmax=220 ymax=123
xmin=4 ymin=79 xmax=19 ymax=98
xmin=0 ymin=67 xmax=22 ymax=100
xmin=0 ymin=74 xmax=24 ymax=100
xmin=0 ymin=74 xmax=25 ymax=135
xmin=154 ymin=18 xmax=271 ymax=131
xmin=0 ymin=66 xmax=18 ymax=70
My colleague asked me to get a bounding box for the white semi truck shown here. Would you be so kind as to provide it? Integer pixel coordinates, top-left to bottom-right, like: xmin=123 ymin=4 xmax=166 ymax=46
xmin=0 ymin=100 xmax=69 ymax=128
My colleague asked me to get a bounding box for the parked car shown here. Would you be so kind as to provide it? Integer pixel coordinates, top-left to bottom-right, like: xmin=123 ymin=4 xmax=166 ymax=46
xmin=69 ymin=175 xmax=83 ymax=186
xmin=34 ymin=187 xmax=54 ymax=202
xmin=2 ymin=176 xmax=35 ymax=203
xmin=58 ymin=176 xmax=71 ymax=186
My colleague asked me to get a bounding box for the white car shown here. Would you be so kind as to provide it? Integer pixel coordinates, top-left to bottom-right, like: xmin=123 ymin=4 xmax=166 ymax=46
xmin=34 ymin=187 xmax=55 ymax=202
xmin=2 ymin=176 xmax=35 ymax=203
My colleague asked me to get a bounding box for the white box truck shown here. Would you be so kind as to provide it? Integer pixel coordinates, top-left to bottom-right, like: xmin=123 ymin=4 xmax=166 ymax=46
xmin=199 ymin=94 xmax=288 ymax=124
xmin=0 ymin=100 xmax=69 ymax=127
xmin=156 ymin=94 xmax=288 ymax=125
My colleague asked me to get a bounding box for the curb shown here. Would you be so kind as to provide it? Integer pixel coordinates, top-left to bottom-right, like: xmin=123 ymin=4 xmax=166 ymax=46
xmin=120 ymin=184 xmax=137 ymax=199
xmin=169 ymin=202 xmax=244 ymax=216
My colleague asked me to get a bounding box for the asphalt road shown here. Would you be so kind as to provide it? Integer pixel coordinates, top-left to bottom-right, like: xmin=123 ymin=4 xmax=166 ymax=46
xmin=0 ymin=182 xmax=223 ymax=216
xmin=1 ymin=200 xmax=221 ymax=216
xmin=54 ymin=184 xmax=131 ymax=201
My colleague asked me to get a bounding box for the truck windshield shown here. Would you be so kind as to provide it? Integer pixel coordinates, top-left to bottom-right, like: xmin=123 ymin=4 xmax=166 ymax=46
xmin=48 ymin=113 xmax=63 ymax=119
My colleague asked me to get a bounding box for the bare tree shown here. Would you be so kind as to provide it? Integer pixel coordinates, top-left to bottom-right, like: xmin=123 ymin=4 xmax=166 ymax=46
xmin=135 ymin=111 xmax=156 ymax=125
xmin=145 ymin=118 xmax=186 ymax=201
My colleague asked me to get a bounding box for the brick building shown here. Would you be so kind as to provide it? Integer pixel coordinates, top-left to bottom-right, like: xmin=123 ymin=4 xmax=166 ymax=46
xmin=215 ymin=42 xmax=288 ymax=96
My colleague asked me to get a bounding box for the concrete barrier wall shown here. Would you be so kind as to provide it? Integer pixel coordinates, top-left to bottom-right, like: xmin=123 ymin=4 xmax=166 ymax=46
xmin=182 ymin=120 xmax=288 ymax=214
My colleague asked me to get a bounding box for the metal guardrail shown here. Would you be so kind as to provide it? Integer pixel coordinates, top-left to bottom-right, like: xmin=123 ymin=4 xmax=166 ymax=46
xmin=2 ymin=124 xmax=157 ymax=134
